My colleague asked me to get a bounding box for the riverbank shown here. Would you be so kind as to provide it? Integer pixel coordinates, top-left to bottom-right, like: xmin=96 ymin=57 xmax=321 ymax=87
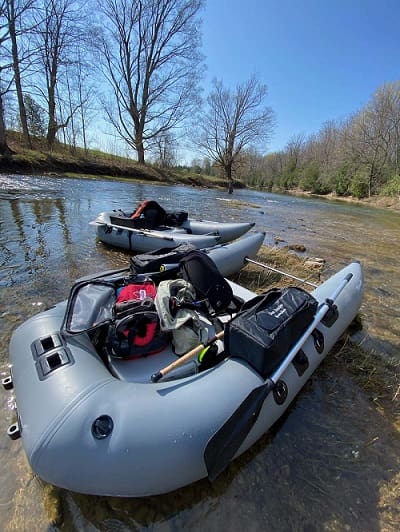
xmin=3 ymin=160 xmax=399 ymax=214
xmin=0 ymin=150 xmax=227 ymax=189
xmin=282 ymin=188 xmax=400 ymax=212
xmin=0 ymin=132 xmax=237 ymax=190
xmin=2 ymin=132 xmax=399 ymax=211
xmin=3 ymin=158 xmax=399 ymax=214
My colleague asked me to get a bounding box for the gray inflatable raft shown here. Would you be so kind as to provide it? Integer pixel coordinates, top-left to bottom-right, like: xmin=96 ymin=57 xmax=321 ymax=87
xmin=158 ymin=231 xmax=265 ymax=277
xmin=90 ymin=210 xmax=255 ymax=252
xmin=4 ymin=261 xmax=363 ymax=497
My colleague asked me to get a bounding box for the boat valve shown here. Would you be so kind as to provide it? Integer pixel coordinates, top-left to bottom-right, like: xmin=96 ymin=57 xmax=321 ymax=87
xmin=1 ymin=375 xmax=13 ymax=390
xmin=92 ymin=415 xmax=114 ymax=439
xmin=7 ymin=422 xmax=21 ymax=440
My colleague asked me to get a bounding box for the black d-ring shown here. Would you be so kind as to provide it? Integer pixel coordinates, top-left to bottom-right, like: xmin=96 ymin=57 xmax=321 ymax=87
xmin=312 ymin=329 xmax=325 ymax=354
xmin=273 ymin=380 xmax=288 ymax=405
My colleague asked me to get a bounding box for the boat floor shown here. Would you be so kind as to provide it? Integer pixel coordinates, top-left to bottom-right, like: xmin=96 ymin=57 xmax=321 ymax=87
xmin=107 ymin=320 xmax=219 ymax=384
xmin=106 ymin=284 xmax=249 ymax=384
xmin=108 ymin=346 xmax=186 ymax=384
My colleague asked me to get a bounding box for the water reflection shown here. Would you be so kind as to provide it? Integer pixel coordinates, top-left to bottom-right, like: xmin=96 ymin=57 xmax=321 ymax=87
xmin=0 ymin=174 xmax=399 ymax=531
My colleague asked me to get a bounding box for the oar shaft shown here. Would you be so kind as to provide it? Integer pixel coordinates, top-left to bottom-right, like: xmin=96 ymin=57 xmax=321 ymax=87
xmin=110 ymin=223 xmax=175 ymax=241
xmin=151 ymin=330 xmax=225 ymax=382
xmin=245 ymin=257 xmax=318 ymax=288
xmin=270 ymin=272 xmax=353 ymax=384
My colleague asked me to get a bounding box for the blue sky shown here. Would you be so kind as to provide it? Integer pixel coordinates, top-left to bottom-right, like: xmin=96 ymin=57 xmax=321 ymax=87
xmin=200 ymin=0 xmax=400 ymax=153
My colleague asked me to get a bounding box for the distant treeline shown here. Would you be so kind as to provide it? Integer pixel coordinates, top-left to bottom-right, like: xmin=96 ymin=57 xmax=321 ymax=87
xmin=231 ymin=82 xmax=400 ymax=198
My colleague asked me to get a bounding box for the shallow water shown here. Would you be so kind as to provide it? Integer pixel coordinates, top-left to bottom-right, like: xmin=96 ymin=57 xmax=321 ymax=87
xmin=0 ymin=174 xmax=399 ymax=531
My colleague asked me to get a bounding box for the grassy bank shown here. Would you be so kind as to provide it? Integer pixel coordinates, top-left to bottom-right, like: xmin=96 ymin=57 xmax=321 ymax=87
xmin=0 ymin=131 xmax=232 ymax=189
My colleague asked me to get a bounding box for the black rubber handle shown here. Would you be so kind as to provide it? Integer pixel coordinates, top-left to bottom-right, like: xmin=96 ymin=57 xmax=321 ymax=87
xmin=151 ymin=371 xmax=163 ymax=383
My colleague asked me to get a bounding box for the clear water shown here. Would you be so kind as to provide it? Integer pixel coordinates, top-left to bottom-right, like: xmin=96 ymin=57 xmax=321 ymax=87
xmin=0 ymin=174 xmax=399 ymax=531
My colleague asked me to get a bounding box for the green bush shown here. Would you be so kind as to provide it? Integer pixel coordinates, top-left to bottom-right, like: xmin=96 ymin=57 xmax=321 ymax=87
xmin=349 ymin=172 xmax=369 ymax=198
xmin=299 ymin=162 xmax=319 ymax=191
xmin=333 ymin=165 xmax=352 ymax=196
xmin=380 ymin=175 xmax=400 ymax=197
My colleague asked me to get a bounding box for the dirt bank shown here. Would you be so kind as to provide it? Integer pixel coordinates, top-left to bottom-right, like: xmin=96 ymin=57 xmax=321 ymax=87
xmin=284 ymin=188 xmax=400 ymax=212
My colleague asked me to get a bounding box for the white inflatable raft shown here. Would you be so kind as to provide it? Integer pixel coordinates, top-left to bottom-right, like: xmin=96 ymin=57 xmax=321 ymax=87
xmin=4 ymin=261 xmax=363 ymax=497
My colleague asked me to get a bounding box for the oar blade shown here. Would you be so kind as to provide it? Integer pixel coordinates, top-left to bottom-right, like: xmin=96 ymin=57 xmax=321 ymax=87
xmin=204 ymin=270 xmax=354 ymax=483
xmin=204 ymin=380 xmax=274 ymax=482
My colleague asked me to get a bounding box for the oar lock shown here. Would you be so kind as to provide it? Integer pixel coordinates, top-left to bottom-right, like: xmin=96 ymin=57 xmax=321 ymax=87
xmin=273 ymin=380 xmax=288 ymax=405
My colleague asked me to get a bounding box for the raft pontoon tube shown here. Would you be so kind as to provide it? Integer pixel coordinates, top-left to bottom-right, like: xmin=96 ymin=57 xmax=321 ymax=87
xmin=5 ymin=261 xmax=363 ymax=497
xmin=90 ymin=209 xmax=256 ymax=252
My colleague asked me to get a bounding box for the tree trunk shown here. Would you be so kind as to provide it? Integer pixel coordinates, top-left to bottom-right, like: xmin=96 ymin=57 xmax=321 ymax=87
xmin=47 ymin=86 xmax=57 ymax=149
xmin=135 ymin=129 xmax=145 ymax=164
xmin=224 ymin=161 xmax=232 ymax=181
xmin=0 ymin=94 xmax=15 ymax=157
xmin=9 ymin=12 xmax=31 ymax=149
xmin=47 ymin=118 xmax=57 ymax=149
xmin=137 ymin=144 xmax=145 ymax=164
xmin=46 ymin=35 xmax=59 ymax=150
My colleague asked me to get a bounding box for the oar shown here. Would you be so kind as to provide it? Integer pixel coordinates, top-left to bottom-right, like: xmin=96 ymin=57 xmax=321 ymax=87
xmin=151 ymin=331 xmax=225 ymax=383
xmin=90 ymin=220 xmax=176 ymax=242
xmin=203 ymin=272 xmax=353 ymax=482
xmin=112 ymin=223 xmax=177 ymax=242
xmin=245 ymin=257 xmax=318 ymax=288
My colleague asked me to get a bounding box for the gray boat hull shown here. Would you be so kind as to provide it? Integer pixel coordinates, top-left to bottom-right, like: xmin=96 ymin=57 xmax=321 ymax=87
xmin=91 ymin=211 xmax=255 ymax=251
xmin=7 ymin=262 xmax=363 ymax=497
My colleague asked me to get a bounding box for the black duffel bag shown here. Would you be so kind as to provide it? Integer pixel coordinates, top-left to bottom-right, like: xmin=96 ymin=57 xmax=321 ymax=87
xmin=224 ymin=287 xmax=318 ymax=378
xmin=130 ymin=243 xmax=196 ymax=276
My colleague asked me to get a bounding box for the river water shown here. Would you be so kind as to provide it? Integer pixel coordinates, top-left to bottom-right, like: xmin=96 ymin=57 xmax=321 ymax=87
xmin=0 ymin=174 xmax=399 ymax=531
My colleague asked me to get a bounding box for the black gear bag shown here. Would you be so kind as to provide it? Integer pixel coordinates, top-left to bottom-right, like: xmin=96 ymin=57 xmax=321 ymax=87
xmin=224 ymin=287 xmax=318 ymax=378
xmin=179 ymin=250 xmax=234 ymax=314
xmin=130 ymin=243 xmax=196 ymax=277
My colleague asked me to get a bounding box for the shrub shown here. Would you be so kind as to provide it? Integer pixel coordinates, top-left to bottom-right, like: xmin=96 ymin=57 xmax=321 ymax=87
xmin=299 ymin=162 xmax=319 ymax=192
xmin=349 ymin=172 xmax=369 ymax=199
xmin=333 ymin=165 xmax=352 ymax=196
xmin=380 ymin=175 xmax=400 ymax=197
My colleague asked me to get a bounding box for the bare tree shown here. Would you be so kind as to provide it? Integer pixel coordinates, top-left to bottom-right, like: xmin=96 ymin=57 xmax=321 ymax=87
xmin=153 ymin=132 xmax=177 ymax=168
xmin=372 ymin=82 xmax=400 ymax=175
xmin=60 ymin=48 xmax=95 ymax=152
xmin=97 ymin=0 xmax=204 ymax=164
xmin=5 ymin=0 xmax=37 ymax=148
xmin=30 ymin=0 xmax=89 ymax=149
xmin=0 ymin=0 xmax=15 ymax=156
xmin=198 ymin=76 xmax=275 ymax=182
xmin=0 ymin=91 xmax=14 ymax=155
xmin=285 ymin=133 xmax=305 ymax=169
xmin=343 ymin=108 xmax=390 ymax=196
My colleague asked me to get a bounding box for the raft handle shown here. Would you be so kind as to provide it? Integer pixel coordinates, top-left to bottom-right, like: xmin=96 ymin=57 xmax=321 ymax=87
xmin=32 ymin=333 xmax=63 ymax=358
xmin=7 ymin=422 xmax=21 ymax=440
xmin=39 ymin=349 xmax=72 ymax=377
xmin=1 ymin=375 xmax=13 ymax=390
